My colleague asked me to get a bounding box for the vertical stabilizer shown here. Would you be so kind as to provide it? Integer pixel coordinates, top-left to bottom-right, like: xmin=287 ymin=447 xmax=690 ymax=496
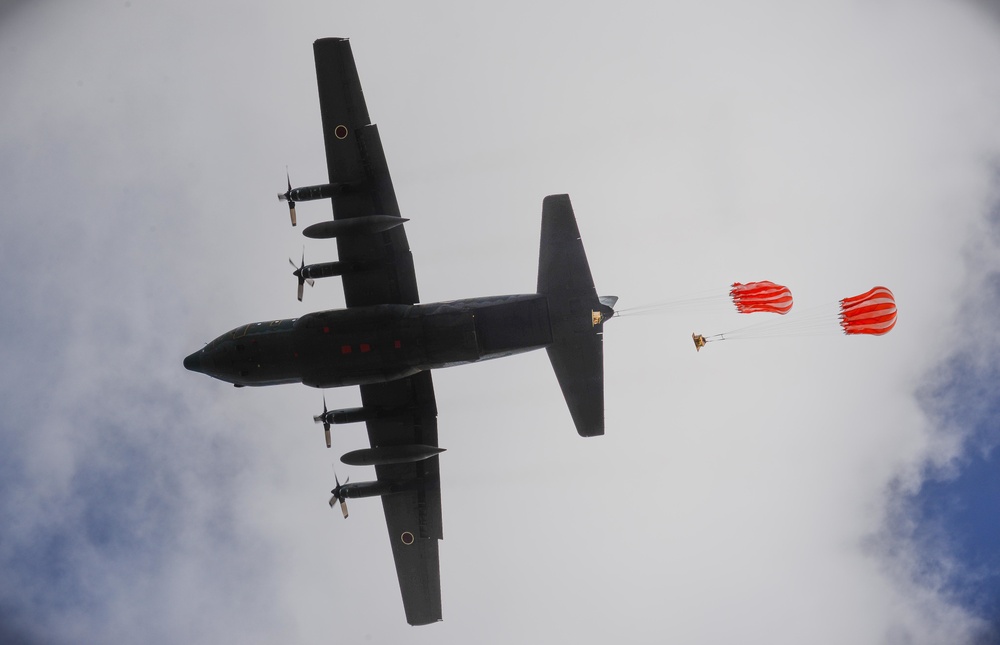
xmin=537 ymin=195 xmax=608 ymax=437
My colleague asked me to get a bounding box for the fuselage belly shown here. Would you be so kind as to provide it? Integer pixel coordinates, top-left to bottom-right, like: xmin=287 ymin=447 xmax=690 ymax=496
xmin=183 ymin=295 xmax=552 ymax=389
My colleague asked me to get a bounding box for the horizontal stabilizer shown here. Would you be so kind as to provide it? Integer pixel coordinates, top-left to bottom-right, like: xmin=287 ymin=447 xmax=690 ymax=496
xmin=537 ymin=195 xmax=606 ymax=437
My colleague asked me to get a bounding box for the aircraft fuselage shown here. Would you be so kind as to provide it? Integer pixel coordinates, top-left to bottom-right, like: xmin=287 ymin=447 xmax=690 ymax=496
xmin=183 ymin=295 xmax=553 ymax=388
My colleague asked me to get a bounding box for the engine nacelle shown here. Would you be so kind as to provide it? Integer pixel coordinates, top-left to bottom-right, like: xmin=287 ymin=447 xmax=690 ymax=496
xmin=321 ymin=406 xmax=384 ymax=425
xmin=279 ymin=182 xmax=342 ymax=203
xmin=300 ymin=261 xmax=351 ymax=281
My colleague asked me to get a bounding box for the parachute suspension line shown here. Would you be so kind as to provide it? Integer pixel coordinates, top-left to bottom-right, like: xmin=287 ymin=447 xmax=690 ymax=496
xmin=715 ymin=302 xmax=839 ymax=338
xmin=616 ymin=288 xmax=731 ymax=317
xmin=692 ymin=303 xmax=843 ymax=349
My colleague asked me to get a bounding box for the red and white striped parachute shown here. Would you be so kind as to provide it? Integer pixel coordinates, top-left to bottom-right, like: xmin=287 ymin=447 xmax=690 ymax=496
xmin=839 ymin=286 xmax=897 ymax=336
xmin=692 ymin=283 xmax=896 ymax=350
xmin=730 ymin=281 xmax=794 ymax=315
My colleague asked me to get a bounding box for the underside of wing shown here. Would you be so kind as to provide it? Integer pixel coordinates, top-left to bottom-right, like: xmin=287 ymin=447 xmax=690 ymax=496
xmin=360 ymin=371 xmax=442 ymax=625
xmin=312 ymin=38 xmax=419 ymax=307
xmin=313 ymin=38 xmax=442 ymax=626
xmin=377 ymin=461 xmax=442 ymax=626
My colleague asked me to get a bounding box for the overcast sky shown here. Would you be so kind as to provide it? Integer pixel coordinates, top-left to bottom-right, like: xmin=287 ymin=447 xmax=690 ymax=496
xmin=2 ymin=1 xmax=999 ymax=644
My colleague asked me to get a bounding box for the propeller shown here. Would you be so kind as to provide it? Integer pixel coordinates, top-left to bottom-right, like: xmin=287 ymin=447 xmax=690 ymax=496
xmin=278 ymin=168 xmax=297 ymax=226
xmin=289 ymin=249 xmax=315 ymax=302
xmin=329 ymin=471 xmax=349 ymax=518
xmin=312 ymin=395 xmax=332 ymax=448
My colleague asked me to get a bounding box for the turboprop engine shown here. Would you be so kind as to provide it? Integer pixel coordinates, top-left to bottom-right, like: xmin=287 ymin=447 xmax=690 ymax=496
xmin=328 ymin=472 xmax=419 ymax=519
xmin=313 ymin=397 xmax=400 ymax=448
xmin=278 ymin=169 xmax=342 ymax=226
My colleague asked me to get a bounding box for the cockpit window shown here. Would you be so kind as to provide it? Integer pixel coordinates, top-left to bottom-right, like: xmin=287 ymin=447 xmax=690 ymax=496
xmin=240 ymin=319 xmax=295 ymax=337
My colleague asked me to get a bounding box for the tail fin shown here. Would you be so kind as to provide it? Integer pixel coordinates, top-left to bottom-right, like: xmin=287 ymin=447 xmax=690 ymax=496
xmin=537 ymin=195 xmax=612 ymax=437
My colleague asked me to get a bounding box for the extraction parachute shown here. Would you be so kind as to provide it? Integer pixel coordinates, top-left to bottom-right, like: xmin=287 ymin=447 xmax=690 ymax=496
xmin=611 ymin=279 xmax=796 ymax=351
xmin=691 ymin=280 xmax=793 ymax=351
xmin=730 ymin=281 xmax=794 ymax=315
xmin=839 ymin=286 xmax=896 ymax=336
xmin=693 ymin=285 xmax=897 ymax=350
xmin=617 ymin=279 xmax=793 ymax=318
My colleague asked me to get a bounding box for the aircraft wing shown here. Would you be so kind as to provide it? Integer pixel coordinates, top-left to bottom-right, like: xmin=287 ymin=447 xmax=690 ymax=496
xmin=313 ymin=37 xmax=419 ymax=308
xmin=314 ymin=38 xmax=442 ymax=625
xmin=360 ymin=372 xmax=443 ymax=626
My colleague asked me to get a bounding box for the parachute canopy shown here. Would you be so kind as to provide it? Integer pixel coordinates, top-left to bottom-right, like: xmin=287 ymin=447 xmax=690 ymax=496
xmin=730 ymin=281 xmax=793 ymax=315
xmin=839 ymin=286 xmax=896 ymax=336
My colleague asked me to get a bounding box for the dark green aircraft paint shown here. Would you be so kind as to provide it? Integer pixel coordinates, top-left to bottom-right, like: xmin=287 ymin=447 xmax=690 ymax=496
xmin=184 ymin=194 xmax=613 ymax=438
xmin=185 ymin=37 xmax=613 ymax=628
xmin=184 ymin=295 xmax=554 ymax=388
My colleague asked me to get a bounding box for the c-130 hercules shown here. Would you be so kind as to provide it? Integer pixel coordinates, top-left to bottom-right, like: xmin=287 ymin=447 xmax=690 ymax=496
xmin=183 ymin=38 xmax=615 ymax=626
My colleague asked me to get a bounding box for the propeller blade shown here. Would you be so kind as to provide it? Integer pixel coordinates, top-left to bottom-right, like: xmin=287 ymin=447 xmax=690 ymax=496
xmin=329 ymin=470 xmax=348 ymax=516
xmin=279 ymin=169 xmax=296 ymax=226
xmin=324 ymin=426 xmax=331 ymax=449
xmin=314 ymin=395 xmax=328 ymax=424
xmin=291 ymin=250 xmax=306 ymax=301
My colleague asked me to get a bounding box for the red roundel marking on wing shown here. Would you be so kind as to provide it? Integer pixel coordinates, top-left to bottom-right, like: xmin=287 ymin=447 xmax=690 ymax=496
xmin=839 ymin=286 xmax=897 ymax=335
xmin=334 ymin=124 xmax=349 ymax=140
xmin=730 ymin=281 xmax=794 ymax=314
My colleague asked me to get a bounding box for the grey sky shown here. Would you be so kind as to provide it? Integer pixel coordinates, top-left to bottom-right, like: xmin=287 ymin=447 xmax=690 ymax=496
xmin=2 ymin=1 xmax=999 ymax=643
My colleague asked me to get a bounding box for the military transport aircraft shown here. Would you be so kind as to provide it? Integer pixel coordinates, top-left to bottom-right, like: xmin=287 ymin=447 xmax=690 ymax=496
xmin=183 ymin=37 xmax=614 ymax=626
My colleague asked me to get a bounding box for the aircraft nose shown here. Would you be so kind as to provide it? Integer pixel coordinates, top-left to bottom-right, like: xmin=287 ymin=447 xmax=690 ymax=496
xmin=183 ymin=349 xmax=203 ymax=373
